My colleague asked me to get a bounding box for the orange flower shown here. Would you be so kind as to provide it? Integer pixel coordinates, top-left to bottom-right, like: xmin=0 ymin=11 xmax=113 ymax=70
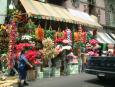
xmin=35 ymin=25 xmax=44 ymax=41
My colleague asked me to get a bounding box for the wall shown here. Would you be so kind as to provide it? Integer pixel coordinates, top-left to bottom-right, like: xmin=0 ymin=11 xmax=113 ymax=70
xmin=99 ymin=9 xmax=106 ymax=25
xmin=96 ymin=0 xmax=105 ymax=8
xmin=0 ymin=0 xmax=7 ymax=24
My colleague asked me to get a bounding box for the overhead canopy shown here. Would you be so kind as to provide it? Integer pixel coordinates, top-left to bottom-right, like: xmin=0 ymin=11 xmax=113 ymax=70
xmin=97 ymin=32 xmax=115 ymax=44
xmin=89 ymin=31 xmax=115 ymax=44
xmin=108 ymin=33 xmax=115 ymax=40
xmin=20 ymin=0 xmax=102 ymax=28
xmin=68 ymin=9 xmax=102 ymax=28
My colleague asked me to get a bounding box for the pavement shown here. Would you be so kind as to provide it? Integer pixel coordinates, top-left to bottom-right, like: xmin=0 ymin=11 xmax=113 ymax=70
xmin=20 ymin=73 xmax=115 ymax=87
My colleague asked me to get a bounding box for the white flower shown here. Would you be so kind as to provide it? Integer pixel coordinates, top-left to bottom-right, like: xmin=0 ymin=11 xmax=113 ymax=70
xmin=21 ymin=35 xmax=32 ymax=40
xmin=62 ymin=46 xmax=72 ymax=50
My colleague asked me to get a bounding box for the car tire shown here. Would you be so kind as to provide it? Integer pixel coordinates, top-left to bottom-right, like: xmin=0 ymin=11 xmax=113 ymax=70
xmin=97 ymin=76 xmax=106 ymax=80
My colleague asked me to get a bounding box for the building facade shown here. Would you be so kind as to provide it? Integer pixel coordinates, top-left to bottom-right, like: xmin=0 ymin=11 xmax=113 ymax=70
xmin=63 ymin=0 xmax=106 ymax=25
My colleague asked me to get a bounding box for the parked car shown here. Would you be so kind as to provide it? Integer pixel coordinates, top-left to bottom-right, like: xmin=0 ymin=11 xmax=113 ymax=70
xmin=85 ymin=56 xmax=115 ymax=80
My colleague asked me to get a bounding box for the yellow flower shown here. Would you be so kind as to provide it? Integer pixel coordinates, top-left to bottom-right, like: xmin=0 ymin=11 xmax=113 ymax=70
xmin=1 ymin=25 xmax=6 ymax=30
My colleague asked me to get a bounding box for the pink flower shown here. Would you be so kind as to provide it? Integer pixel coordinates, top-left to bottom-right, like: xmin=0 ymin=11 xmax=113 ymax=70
xmin=89 ymin=39 xmax=98 ymax=45
xmin=88 ymin=51 xmax=95 ymax=56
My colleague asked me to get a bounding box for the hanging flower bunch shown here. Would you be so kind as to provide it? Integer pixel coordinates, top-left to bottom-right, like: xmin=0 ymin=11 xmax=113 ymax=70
xmin=42 ymin=38 xmax=58 ymax=60
xmin=35 ymin=25 xmax=44 ymax=41
xmin=74 ymin=32 xmax=79 ymax=42
xmin=74 ymin=27 xmax=87 ymax=43
xmin=24 ymin=19 xmax=36 ymax=34
xmin=7 ymin=22 xmax=18 ymax=69
xmin=54 ymin=30 xmax=64 ymax=44
xmin=45 ymin=26 xmax=55 ymax=40
xmin=63 ymin=28 xmax=72 ymax=45
xmin=82 ymin=31 xmax=87 ymax=43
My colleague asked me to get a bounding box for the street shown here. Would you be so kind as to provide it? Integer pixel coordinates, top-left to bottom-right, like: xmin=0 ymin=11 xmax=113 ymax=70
xmin=26 ymin=73 xmax=115 ymax=87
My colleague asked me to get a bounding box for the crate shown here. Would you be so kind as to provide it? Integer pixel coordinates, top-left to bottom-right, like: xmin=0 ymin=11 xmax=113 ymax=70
xmin=27 ymin=69 xmax=36 ymax=81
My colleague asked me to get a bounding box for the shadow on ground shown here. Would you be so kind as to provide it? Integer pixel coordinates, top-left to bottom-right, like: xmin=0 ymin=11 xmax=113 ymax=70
xmin=85 ymin=78 xmax=115 ymax=87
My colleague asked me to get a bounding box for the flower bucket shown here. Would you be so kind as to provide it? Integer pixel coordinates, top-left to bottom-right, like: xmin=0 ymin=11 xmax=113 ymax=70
xmin=52 ymin=67 xmax=60 ymax=77
xmin=43 ymin=67 xmax=51 ymax=78
xmin=38 ymin=72 xmax=43 ymax=79
xmin=67 ymin=64 xmax=79 ymax=75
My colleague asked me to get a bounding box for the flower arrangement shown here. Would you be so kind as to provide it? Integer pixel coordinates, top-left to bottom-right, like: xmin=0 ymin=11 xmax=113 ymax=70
xmin=42 ymin=38 xmax=58 ymax=60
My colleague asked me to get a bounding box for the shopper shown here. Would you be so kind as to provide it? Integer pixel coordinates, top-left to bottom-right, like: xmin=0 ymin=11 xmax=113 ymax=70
xmin=18 ymin=49 xmax=33 ymax=87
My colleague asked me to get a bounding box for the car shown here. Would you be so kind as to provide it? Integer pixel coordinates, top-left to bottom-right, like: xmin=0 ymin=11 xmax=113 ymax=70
xmin=85 ymin=56 xmax=115 ymax=80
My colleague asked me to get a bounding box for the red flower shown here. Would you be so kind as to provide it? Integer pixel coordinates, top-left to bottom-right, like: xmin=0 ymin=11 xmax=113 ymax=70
xmin=25 ymin=50 xmax=38 ymax=62
xmin=33 ymin=59 xmax=41 ymax=65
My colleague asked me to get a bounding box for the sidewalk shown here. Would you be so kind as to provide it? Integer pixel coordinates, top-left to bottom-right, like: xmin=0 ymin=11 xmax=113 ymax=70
xmin=0 ymin=76 xmax=18 ymax=87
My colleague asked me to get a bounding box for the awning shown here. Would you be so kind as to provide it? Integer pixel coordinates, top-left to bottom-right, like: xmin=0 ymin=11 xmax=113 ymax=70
xmin=89 ymin=31 xmax=115 ymax=44
xmin=68 ymin=9 xmax=102 ymax=28
xmin=20 ymin=0 xmax=102 ymax=28
xmin=0 ymin=0 xmax=7 ymax=24
xmin=108 ymin=33 xmax=115 ymax=40
xmin=20 ymin=0 xmax=75 ymax=22
xmin=97 ymin=32 xmax=115 ymax=44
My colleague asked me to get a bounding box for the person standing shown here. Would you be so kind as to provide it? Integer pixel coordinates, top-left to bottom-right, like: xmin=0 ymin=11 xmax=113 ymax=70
xmin=18 ymin=49 xmax=33 ymax=87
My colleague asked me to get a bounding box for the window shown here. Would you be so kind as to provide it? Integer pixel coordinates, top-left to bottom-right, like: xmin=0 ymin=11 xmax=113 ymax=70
xmin=88 ymin=0 xmax=96 ymax=5
xmin=88 ymin=0 xmax=96 ymax=15
xmin=71 ymin=0 xmax=80 ymax=8
xmin=84 ymin=5 xmax=87 ymax=12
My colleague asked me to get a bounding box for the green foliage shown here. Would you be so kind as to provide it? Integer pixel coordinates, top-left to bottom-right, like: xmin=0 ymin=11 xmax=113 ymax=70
xmin=45 ymin=27 xmax=55 ymax=40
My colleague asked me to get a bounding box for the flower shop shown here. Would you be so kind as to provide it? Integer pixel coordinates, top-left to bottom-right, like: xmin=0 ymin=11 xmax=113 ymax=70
xmin=0 ymin=0 xmax=106 ymax=85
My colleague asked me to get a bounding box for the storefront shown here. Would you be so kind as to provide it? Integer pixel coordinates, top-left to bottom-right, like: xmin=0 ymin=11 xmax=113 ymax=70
xmin=0 ymin=0 xmax=104 ymax=84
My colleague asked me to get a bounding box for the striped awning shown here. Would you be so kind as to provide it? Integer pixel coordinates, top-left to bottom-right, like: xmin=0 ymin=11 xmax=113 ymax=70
xmin=89 ymin=31 xmax=115 ymax=44
xmin=20 ymin=0 xmax=102 ymax=28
